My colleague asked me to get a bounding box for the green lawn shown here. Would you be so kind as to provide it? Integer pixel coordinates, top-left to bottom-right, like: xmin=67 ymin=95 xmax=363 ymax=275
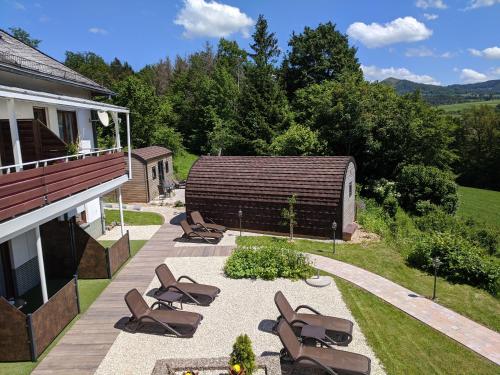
xmin=173 ymin=151 xmax=198 ymax=181
xmin=457 ymin=186 xmax=500 ymax=230
xmin=104 ymin=209 xmax=164 ymax=226
xmin=438 ymin=99 xmax=500 ymax=115
xmin=237 ymin=236 xmax=500 ymax=332
xmin=334 ymin=276 xmax=499 ymax=375
xmin=0 ymin=240 xmax=147 ymax=375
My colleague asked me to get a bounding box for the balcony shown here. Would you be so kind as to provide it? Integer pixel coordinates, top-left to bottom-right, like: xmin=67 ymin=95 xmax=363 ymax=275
xmin=0 ymin=149 xmax=126 ymax=223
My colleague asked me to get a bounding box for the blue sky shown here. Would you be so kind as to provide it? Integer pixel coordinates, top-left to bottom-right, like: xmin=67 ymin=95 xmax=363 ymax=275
xmin=1 ymin=0 xmax=499 ymax=85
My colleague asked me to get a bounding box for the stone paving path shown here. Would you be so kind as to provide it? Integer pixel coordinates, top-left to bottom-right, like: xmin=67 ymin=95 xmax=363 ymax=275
xmin=309 ymin=254 xmax=500 ymax=366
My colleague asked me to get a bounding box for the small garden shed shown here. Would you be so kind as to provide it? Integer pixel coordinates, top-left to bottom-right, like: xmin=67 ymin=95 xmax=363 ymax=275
xmin=120 ymin=146 xmax=173 ymax=203
xmin=185 ymin=156 xmax=357 ymax=239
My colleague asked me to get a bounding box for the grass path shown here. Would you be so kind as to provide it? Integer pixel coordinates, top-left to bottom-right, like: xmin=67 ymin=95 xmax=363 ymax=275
xmin=104 ymin=209 xmax=164 ymax=226
xmin=173 ymin=151 xmax=198 ymax=181
xmin=457 ymin=186 xmax=500 ymax=229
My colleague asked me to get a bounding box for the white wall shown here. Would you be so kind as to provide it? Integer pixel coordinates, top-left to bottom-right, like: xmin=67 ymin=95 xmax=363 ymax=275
xmin=342 ymin=162 xmax=356 ymax=231
xmin=9 ymin=229 xmax=37 ymax=268
xmin=83 ymin=198 xmax=102 ymax=223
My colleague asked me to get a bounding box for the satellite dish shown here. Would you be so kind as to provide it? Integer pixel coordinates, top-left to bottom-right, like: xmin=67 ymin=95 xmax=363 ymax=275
xmin=97 ymin=110 xmax=110 ymax=127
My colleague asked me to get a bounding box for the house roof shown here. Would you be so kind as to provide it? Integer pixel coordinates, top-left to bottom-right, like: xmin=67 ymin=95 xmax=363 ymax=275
xmin=0 ymin=29 xmax=113 ymax=96
xmin=131 ymin=146 xmax=172 ymax=163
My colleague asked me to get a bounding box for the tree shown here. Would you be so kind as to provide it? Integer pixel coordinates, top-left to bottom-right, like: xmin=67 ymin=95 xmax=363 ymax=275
xmin=249 ymin=15 xmax=280 ymax=67
xmin=64 ymin=51 xmax=113 ymax=88
xmin=270 ymin=124 xmax=324 ymax=155
xmin=109 ymin=58 xmax=134 ymax=82
xmin=282 ymin=22 xmax=361 ymax=96
xmin=281 ymin=194 xmax=298 ymax=241
xmin=8 ymin=27 xmax=41 ymax=48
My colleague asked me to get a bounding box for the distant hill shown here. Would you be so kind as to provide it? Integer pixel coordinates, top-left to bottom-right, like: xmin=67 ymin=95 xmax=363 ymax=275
xmin=381 ymin=78 xmax=500 ymax=105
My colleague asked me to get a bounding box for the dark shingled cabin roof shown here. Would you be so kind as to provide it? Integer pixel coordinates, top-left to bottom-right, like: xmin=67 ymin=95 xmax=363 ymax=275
xmin=0 ymin=29 xmax=113 ymax=95
xmin=131 ymin=146 xmax=172 ymax=163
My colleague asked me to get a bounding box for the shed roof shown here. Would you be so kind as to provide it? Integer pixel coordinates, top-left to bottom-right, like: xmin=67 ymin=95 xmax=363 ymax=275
xmin=131 ymin=146 xmax=172 ymax=163
xmin=0 ymin=29 xmax=113 ymax=95
xmin=187 ymin=156 xmax=354 ymax=206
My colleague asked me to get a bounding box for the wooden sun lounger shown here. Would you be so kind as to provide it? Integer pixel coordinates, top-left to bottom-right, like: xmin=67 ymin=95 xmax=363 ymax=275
xmin=124 ymin=288 xmax=202 ymax=337
xmin=155 ymin=263 xmax=221 ymax=306
xmin=275 ymin=291 xmax=353 ymax=346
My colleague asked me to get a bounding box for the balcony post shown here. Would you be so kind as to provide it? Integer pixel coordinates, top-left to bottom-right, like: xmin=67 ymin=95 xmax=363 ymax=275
xmin=113 ymin=112 xmax=121 ymax=149
xmin=118 ymin=187 xmax=125 ymax=237
xmin=35 ymin=227 xmax=48 ymax=303
xmin=126 ymin=112 xmax=132 ymax=179
xmin=7 ymin=99 xmax=23 ymax=171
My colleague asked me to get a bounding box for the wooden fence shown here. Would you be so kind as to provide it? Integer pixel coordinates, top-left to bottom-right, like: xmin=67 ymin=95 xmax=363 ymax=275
xmin=0 ymin=277 xmax=79 ymax=362
xmin=107 ymin=231 xmax=131 ymax=276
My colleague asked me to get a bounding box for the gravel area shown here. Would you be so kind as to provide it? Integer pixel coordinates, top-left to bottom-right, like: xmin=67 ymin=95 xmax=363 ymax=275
xmin=95 ymin=257 xmax=385 ymax=375
xmin=99 ymin=225 xmax=162 ymax=240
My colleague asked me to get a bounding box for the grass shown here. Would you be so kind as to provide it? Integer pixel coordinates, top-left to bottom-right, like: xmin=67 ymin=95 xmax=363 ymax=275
xmin=236 ymin=236 xmax=500 ymax=332
xmin=438 ymin=99 xmax=500 ymax=115
xmin=104 ymin=209 xmax=164 ymax=226
xmin=334 ymin=276 xmax=499 ymax=375
xmin=173 ymin=151 xmax=198 ymax=181
xmin=0 ymin=240 xmax=147 ymax=375
xmin=457 ymin=186 xmax=500 ymax=230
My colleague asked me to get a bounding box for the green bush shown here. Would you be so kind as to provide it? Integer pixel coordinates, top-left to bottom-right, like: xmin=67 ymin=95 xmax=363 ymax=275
xmin=382 ymin=195 xmax=398 ymax=218
xmin=224 ymin=243 xmax=314 ymax=280
xmin=408 ymin=232 xmax=500 ymax=294
xmin=396 ymin=164 xmax=458 ymax=214
xmin=229 ymin=334 xmax=256 ymax=375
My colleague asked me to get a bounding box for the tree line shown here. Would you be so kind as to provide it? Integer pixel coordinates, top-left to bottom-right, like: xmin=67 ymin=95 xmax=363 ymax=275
xmin=10 ymin=19 xmax=500 ymax=191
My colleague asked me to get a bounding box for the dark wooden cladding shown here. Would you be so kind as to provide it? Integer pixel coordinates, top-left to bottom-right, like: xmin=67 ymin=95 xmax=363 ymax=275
xmin=186 ymin=156 xmax=354 ymax=238
xmin=72 ymin=223 xmax=109 ymax=279
xmin=108 ymin=231 xmax=130 ymax=276
xmin=0 ymin=297 xmax=31 ymax=361
xmin=31 ymin=279 xmax=78 ymax=358
xmin=0 ymin=152 xmax=126 ymax=222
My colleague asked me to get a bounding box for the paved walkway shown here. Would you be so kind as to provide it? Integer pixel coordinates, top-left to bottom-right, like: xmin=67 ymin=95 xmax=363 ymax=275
xmin=309 ymin=254 xmax=500 ymax=365
xmin=32 ymin=220 xmax=233 ymax=375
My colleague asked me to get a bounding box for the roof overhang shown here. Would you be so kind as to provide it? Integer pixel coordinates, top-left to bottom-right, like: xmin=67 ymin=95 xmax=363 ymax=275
xmin=0 ymin=84 xmax=129 ymax=113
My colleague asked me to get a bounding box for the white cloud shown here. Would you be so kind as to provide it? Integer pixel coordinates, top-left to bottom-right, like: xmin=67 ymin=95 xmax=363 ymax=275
xmin=405 ymin=46 xmax=434 ymax=57
xmin=460 ymin=68 xmax=488 ymax=83
xmin=13 ymin=1 xmax=25 ymax=10
xmin=347 ymin=17 xmax=432 ymax=48
xmin=493 ymin=67 xmax=500 ymax=75
xmin=465 ymin=0 xmax=500 ymax=10
xmin=174 ymin=0 xmax=254 ymax=38
xmin=88 ymin=27 xmax=108 ymax=35
xmin=416 ymin=0 xmax=447 ymax=9
xmin=362 ymin=64 xmax=441 ymax=85
xmin=423 ymin=13 xmax=439 ymax=20
xmin=440 ymin=51 xmax=455 ymax=58
xmin=468 ymin=46 xmax=500 ymax=59
xmin=39 ymin=15 xmax=50 ymax=23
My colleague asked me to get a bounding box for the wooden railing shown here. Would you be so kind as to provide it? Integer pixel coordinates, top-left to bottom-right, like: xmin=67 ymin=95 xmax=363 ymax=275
xmin=0 ymin=151 xmax=125 ymax=222
xmin=108 ymin=231 xmax=131 ymax=276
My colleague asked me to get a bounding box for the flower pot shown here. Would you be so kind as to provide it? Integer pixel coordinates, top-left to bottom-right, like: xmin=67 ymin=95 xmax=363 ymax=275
xmin=229 ymin=366 xmax=245 ymax=375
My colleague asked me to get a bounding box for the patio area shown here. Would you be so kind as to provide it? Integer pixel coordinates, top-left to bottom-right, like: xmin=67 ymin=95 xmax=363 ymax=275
xmin=95 ymin=256 xmax=385 ymax=375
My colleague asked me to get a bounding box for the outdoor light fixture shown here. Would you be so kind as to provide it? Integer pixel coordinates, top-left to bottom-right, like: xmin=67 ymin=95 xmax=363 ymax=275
xmin=432 ymin=257 xmax=442 ymax=300
xmin=238 ymin=208 xmax=243 ymax=236
xmin=332 ymin=220 xmax=337 ymax=255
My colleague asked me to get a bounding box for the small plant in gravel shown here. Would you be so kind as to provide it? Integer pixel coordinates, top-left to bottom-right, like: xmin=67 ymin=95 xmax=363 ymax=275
xmin=174 ymin=200 xmax=184 ymax=207
xmin=229 ymin=334 xmax=256 ymax=375
xmin=281 ymin=193 xmax=298 ymax=241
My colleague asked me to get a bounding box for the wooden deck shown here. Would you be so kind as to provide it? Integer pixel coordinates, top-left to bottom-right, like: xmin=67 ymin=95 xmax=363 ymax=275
xmin=32 ymin=222 xmax=234 ymax=375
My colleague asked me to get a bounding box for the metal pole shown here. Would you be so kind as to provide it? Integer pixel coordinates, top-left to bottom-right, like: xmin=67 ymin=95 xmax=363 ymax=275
xmin=118 ymin=187 xmax=125 ymax=237
xmin=433 ymin=266 xmax=437 ymax=300
xmin=35 ymin=226 xmax=48 ymax=303
xmin=126 ymin=112 xmax=132 ymax=179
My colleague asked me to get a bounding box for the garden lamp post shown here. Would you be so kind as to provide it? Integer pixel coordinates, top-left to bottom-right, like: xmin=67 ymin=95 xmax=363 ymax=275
xmin=238 ymin=208 xmax=243 ymax=236
xmin=432 ymin=257 xmax=442 ymax=300
xmin=332 ymin=220 xmax=337 ymax=255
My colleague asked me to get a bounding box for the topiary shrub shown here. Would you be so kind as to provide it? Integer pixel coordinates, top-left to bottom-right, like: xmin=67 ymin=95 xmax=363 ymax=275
xmin=224 ymin=242 xmax=314 ymax=280
xmin=408 ymin=232 xmax=500 ymax=294
xmin=395 ymin=164 xmax=458 ymax=214
xmin=229 ymin=334 xmax=256 ymax=375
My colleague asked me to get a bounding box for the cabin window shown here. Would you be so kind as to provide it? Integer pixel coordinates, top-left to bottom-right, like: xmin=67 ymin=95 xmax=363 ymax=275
xmin=57 ymin=110 xmax=78 ymax=144
xmin=33 ymin=107 xmax=48 ymax=126
xmin=349 ymin=182 xmax=353 ymax=198
xmin=152 ymin=166 xmax=157 ymax=180
xmin=165 ymin=160 xmax=169 ymax=174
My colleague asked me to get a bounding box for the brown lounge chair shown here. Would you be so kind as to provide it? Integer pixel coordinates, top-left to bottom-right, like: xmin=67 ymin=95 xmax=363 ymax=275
xmin=275 ymin=291 xmax=353 ymax=346
xmin=190 ymin=211 xmax=227 ymax=233
xmin=180 ymin=219 xmax=223 ymax=243
xmin=277 ymin=319 xmax=371 ymax=375
xmin=124 ymin=288 xmax=202 ymax=337
xmin=155 ymin=263 xmax=221 ymax=306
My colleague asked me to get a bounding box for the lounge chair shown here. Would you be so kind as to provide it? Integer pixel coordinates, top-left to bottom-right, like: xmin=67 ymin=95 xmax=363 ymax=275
xmin=277 ymin=319 xmax=371 ymax=375
xmin=275 ymin=291 xmax=353 ymax=346
xmin=124 ymin=288 xmax=202 ymax=337
xmin=155 ymin=263 xmax=221 ymax=306
xmin=180 ymin=219 xmax=223 ymax=243
xmin=190 ymin=211 xmax=227 ymax=233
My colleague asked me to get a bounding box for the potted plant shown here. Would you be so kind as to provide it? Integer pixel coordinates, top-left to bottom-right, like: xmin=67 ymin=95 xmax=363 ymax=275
xmin=229 ymin=334 xmax=256 ymax=375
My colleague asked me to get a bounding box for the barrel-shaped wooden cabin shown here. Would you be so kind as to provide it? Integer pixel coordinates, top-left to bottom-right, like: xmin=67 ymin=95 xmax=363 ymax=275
xmin=185 ymin=156 xmax=357 ymax=239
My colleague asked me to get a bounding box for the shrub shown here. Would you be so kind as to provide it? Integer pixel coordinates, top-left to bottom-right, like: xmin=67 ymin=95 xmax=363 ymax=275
xmin=224 ymin=242 xmax=314 ymax=280
xmin=229 ymin=334 xmax=256 ymax=375
xmin=364 ymin=178 xmax=399 ymax=204
xmin=408 ymin=232 xmax=500 ymax=294
xmin=396 ymin=164 xmax=458 ymax=214
xmin=382 ymin=195 xmax=398 ymax=218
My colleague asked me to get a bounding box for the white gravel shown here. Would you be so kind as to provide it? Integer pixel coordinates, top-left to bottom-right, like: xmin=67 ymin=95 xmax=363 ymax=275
xmin=95 ymin=257 xmax=385 ymax=375
xmin=99 ymin=225 xmax=162 ymax=240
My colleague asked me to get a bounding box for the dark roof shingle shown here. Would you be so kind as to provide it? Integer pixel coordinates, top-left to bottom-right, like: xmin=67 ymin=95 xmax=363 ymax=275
xmin=131 ymin=146 xmax=172 ymax=163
